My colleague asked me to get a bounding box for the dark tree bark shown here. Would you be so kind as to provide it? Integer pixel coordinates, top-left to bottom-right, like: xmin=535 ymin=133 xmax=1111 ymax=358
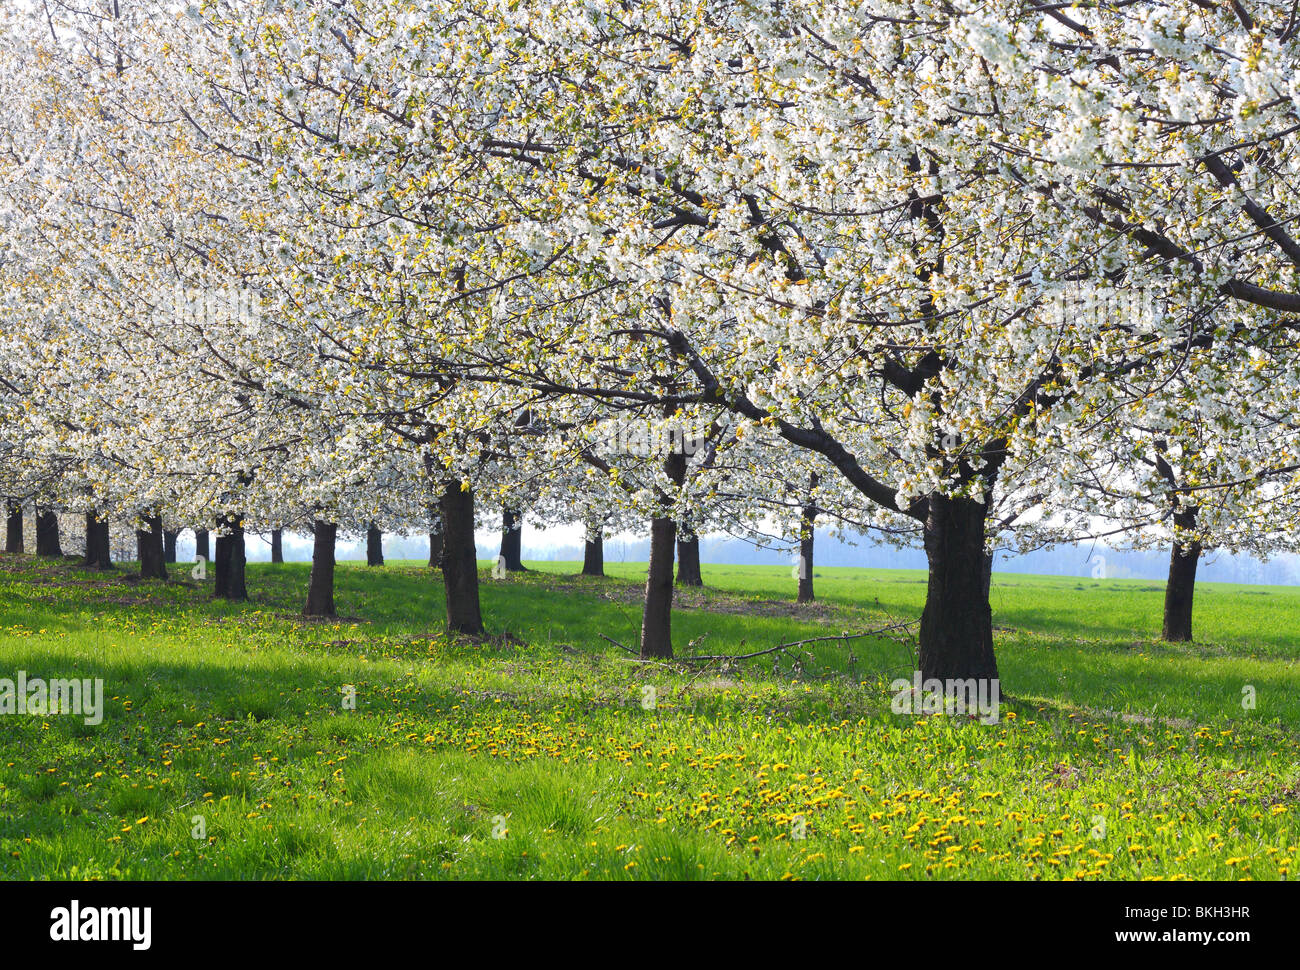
xmin=213 ymin=516 xmax=247 ymax=601
xmin=163 ymin=529 xmax=178 ymax=563
xmin=194 ymin=528 xmax=210 ymax=562
xmin=366 ymin=522 xmax=384 ymax=566
xmin=83 ymin=511 xmax=114 ymax=570
xmin=1155 ymin=449 xmax=1201 ymax=642
xmin=795 ymin=470 xmax=820 ymax=604
xmin=428 ymin=525 xmax=444 ymax=569
xmin=582 ymin=526 xmax=604 ymax=577
xmin=796 ymin=509 xmax=816 ymax=605
xmin=136 ymin=514 xmax=167 ymax=580
xmin=213 ymin=532 xmax=230 ymax=596
xmin=981 ymin=550 xmax=994 ymax=602
xmin=1163 ymin=533 xmax=1201 ymax=643
xmin=499 ymin=506 xmax=526 ymax=571
xmin=440 ymin=482 xmax=483 ymax=634
xmin=640 ymin=451 xmax=686 ymax=659
xmin=304 ymin=520 xmax=337 ymax=617
xmin=227 ymin=524 xmax=247 ymax=599
xmin=641 ymin=517 xmax=679 ymax=658
xmin=270 ymin=528 xmax=284 ymax=564
xmin=675 ymin=527 xmax=703 ymax=587
xmin=35 ymin=508 xmax=61 ymax=557
xmin=5 ymin=501 xmax=23 ymax=554
xmin=917 ymin=494 xmax=998 ymax=684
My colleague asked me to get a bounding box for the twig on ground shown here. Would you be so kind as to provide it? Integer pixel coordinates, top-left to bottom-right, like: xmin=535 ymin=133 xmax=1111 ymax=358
xmin=613 ymin=657 xmax=680 ymax=669
xmin=600 ymin=618 xmax=920 ymax=678
xmin=598 ymin=633 xmax=639 ymax=656
xmin=685 ymin=619 xmax=918 ymax=663
xmin=676 ymin=657 xmax=725 ymax=699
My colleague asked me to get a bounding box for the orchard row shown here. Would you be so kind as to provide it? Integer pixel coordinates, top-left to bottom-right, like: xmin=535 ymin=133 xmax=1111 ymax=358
xmin=2 ymin=2 xmax=1300 ymax=680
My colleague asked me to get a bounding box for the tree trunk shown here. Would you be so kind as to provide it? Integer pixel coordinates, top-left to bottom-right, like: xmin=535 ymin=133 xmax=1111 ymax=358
xmin=440 ymin=482 xmax=483 ymax=634
xmin=213 ymin=532 xmax=230 ymax=596
xmin=194 ymin=528 xmax=210 ymax=562
xmin=641 ymin=516 xmax=679 ymax=658
xmin=135 ymin=527 xmax=151 ymax=574
xmin=1162 ymin=539 xmax=1201 ymax=642
xmin=136 ymin=514 xmax=167 ymax=580
xmin=35 ymin=508 xmax=61 ymax=557
xmin=83 ymin=511 xmax=114 ymax=570
xmin=582 ymin=526 xmax=604 ymax=577
xmin=676 ymin=528 xmax=703 ymax=587
xmin=304 ymin=521 xmax=337 ymax=617
xmin=640 ymin=451 xmax=686 ymax=659
xmin=163 ymin=529 xmax=178 ymax=563
xmin=917 ymin=494 xmax=998 ymax=684
xmin=270 ymin=528 xmax=284 ymax=564
xmin=499 ymin=506 xmax=526 ymax=571
xmin=5 ymin=501 xmax=23 ymax=554
xmin=795 ymin=473 xmax=820 ymax=604
xmin=213 ymin=516 xmax=247 ymax=601
xmin=796 ymin=505 xmax=816 ymax=604
xmin=428 ymin=526 xmax=444 ymax=569
xmin=366 ymin=522 xmax=384 ymax=566
xmin=229 ymin=522 xmax=247 ymax=599
xmin=981 ymin=550 xmax=994 ymax=602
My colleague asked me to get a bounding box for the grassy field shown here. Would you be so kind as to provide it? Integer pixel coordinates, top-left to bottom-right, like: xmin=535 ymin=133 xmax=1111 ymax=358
xmin=0 ymin=555 xmax=1296 ymax=880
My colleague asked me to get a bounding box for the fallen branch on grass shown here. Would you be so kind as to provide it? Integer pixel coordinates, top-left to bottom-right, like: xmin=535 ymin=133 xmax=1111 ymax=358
xmin=686 ymin=619 xmax=918 ymax=663
xmin=599 ymin=619 xmax=918 ymax=666
xmin=598 ymin=633 xmax=638 ymax=655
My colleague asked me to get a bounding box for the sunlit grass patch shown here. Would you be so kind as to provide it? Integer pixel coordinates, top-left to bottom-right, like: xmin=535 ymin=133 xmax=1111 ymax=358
xmin=0 ymin=555 xmax=1296 ymax=880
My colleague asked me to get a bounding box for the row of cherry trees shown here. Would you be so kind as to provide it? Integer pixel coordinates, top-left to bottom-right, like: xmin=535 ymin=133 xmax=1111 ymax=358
xmin=3 ymin=1 xmax=1300 ymax=687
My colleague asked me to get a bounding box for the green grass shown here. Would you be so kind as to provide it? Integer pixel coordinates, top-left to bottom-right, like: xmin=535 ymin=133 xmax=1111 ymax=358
xmin=0 ymin=554 xmax=1296 ymax=880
